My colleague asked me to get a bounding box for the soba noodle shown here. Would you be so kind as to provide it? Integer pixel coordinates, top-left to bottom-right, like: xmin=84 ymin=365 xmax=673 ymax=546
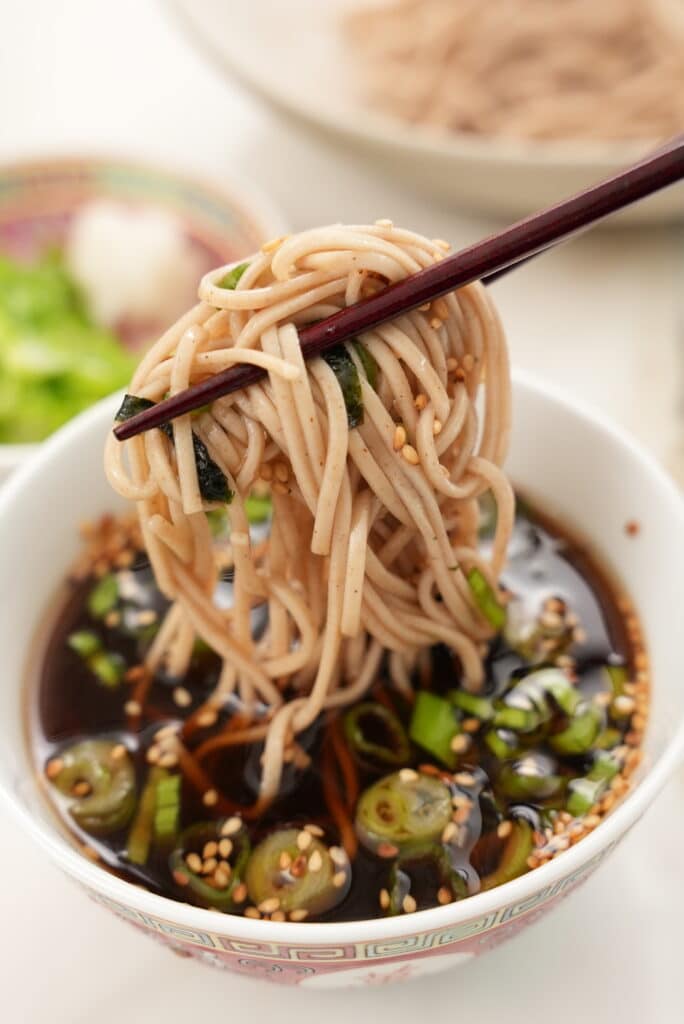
xmin=345 ymin=0 xmax=684 ymax=142
xmin=105 ymin=223 xmax=514 ymax=808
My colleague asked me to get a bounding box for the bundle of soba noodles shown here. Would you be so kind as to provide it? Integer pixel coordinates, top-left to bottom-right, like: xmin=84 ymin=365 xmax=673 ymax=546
xmin=106 ymin=222 xmax=514 ymax=805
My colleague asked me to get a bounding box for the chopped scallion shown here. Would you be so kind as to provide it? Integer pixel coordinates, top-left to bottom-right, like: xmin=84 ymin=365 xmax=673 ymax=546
xmin=466 ymin=567 xmax=506 ymax=630
xmin=218 ymin=261 xmax=250 ymax=290
xmin=87 ymin=573 xmax=119 ymax=619
xmin=409 ymin=691 xmax=460 ymax=768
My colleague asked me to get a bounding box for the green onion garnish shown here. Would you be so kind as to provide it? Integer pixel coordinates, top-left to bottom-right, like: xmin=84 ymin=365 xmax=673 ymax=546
xmin=126 ymin=766 xmax=168 ymax=866
xmin=87 ymin=573 xmax=119 ymax=619
xmin=218 ymin=262 xmax=250 ymax=290
xmin=154 ymin=773 xmax=181 ymax=841
xmin=466 ymin=567 xmax=506 ymax=630
xmin=67 ymin=630 xmax=101 ymax=658
xmin=245 ymin=492 xmax=273 ymax=525
xmin=409 ymin=691 xmax=460 ymax=768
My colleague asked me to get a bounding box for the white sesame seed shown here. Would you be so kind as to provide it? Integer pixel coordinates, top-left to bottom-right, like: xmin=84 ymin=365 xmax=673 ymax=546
xmin=402 ymin=894 xmax=417 ymax=914
xmin=329 ymin=846 xmax=348 ymax=867
xmin=308 ymin=849 xmax=323 ymax=873
xmin=221 ymin=816 xmax=242 ymax=836
xmin=232 ymin=882 xmax=247 ymax=903
xmin=289 ymin=908 xmax=308 ymax=922
xmin=186 ymin=852 xmax=202 ymax=873
xmin=46 ymin=758 xmax=63 ymax=780
xmin=401 ymin=443 xmax=420 ymax=465
xmin=332 ymin=871 xmax=347 ymax=888
xmin=305 ymin=824 xmax=325 ymax=837
xmin=454 ymin=772 xmax=476 ymax=787
xmin=217 ymin=838 xmax=232 ymax=859
xmin=432 ymin=419 xmax=443 ymax=436
xmin=202 ymin=789 xmax=218 ymax=807
xmin=612 ymin=695 xmax=636 ymax=716
xmin=158 ymin=751 xmax=179 ymax=768
xmin=414 ymin=393 xmax=427 ymax=411
xmin=450 ymin=734 xmax=470 ymax=754
xmin=173 ymin=687 xmax=192 ymax=708
xmin=399 ymin=768 xmax=418 ymax=783
xmin=296 ymin=830 xmax=312 ymax=851
xmin=124 ymin=700 xmax=141 ymax=716
xmin=244 ymin=907 xmax=261 ymax=919
xmin=442 ymin=822 xmax=457 ymax=843
xmin=258 ymin=897 xmax=281 ymax=914
xmin=203 ymin=841 xmax=218 ymax=859
xmin=379 ymin=888 xmax=390 ymax=910
xmin=393 ymin=424 xmax=407 ymax=451
xmin=214 ymin=868 xmax=230 ymax=888
xmin=497 ymin=821 xmax=513 ymax=840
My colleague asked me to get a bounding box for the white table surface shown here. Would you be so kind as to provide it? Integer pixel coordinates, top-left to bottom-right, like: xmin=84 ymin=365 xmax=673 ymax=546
xmin=0 ymin=2 xmax=682 ymax=1021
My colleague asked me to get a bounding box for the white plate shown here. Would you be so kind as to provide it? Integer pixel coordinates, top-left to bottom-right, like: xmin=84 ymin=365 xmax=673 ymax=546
xmin=168 ymin=0 xmax=684 ymax=224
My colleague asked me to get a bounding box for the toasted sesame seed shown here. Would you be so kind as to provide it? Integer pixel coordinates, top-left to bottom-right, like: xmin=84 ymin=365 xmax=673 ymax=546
xmin=442 ymin=822 xmax=457 ymax=843
xmin=308 ymin=849 xmax=323 ymax=873
xmin=173 ymin=686 xmax=192 ymax=709
xmin=375 ymin=218 xmax=393 ymax=228
xmin=289 ymin=908 xmax=308 ymax=922
xmin=46 ymin=758 xmax=63 ymax=780
xmin=232 ymin=883 xmax=247 ymax=904
xmin=221 ymin=816 xmax=242 ymax=836
xmin=72 ymin=780 xmax=92 ymax=797
xmin=612 ymin=695 xmax=636 ymax=716
xmin=173 ymin=869 xmax=190 ymax=887
xmin=462 ymin=353 xmax=475 ymax=372
xmin=585 ymin=814 xmax=601 ymax=829
xmin=402 ymin=895 xmax=417 ymax=914
xmin=414 ymin=393 xmax=428 ymax=411
xmin=186 ymin=852 xmax=202 ymax=873
xmin=462 ymin=717 xmax=480 ymax=734
xmin=275 ymin=462 xmax=289 ymax=483
xmin=146 ymin=745 xmax=161 ymax=765
xmin=104 ymin=610 xmax=121 ymax=628
xmin=377 ymin=842 xmax=399 ymax=858
xmin=124 ymin=700 xmax=141 ymax=716
xmin=429 ymin=317 xmax=443 ymax=331
xmin=271 ymin=910 xmax=286 ymax=922
xmin=244 ymin=907 xmax=261 ymax=919
xmin=155 ymin=724 xmax=178 ymax=741
xmin=259 ymin=463 xmax=273 ymax=481
xmin=446 ymin=357 xmax=459 ymax=373
xmin=297 ymin=830 xmax=312 ymax=851
xmin=279 ymin=850 xmax=292 ymax=870
xmin=202 ymin=789 xmax=218 ymax=807
xmin=197 ymin=709 xmax=218 ymax=728
xmin=202 ymin=857 xmax=218 ymax=875
xmin=418 ymin=302 xmax=431 ymax=312
xmin=451 ymin=793 xmax=471 ymax=809
xmin=158 ymin=751 xmax=179 ymax=768
xmin=379 ymin=888 xmax=390 ymax=910
xmin=203 ymin=841 xmax=218 ymax=860
xmin=272 ymin=481 xmax=289 ymax=496
xmin=304 ymin=823 xmax=324 ymax=837
xmin=332 ymin=871 xmax=347 ymax=888
xmin=213 ymin=839 xmax=231 ymax=863
xmin=137 ymin=609 xmax=157 ymax=627
xmin=401 ymin=443 xmax=420 ymax=465
xmin=399 ymin=768 xmax=418 ymax=783
xmin=593 ymin=692 xmax=612 ymax=708
xmin=110 ymin=743 xmax=127 ymax=762
xmin=450 ymin=734 xmax=470 ymax=754
xmin=214 ymin=868 xmax=230 ymax=888
xmin=437 ymin=886 xmax=452 ymax=905
xmin=393 ymin=424 xmax=407 ymax=451
xmin=432 ymin=419 xmax=443 ymax=436
xmin=81 ymin=845 xmax=100 ymax=863
xmin=258 ymin=897 xmax=281 ymax=914
xmin=454 ymin=772 xmax=476 ymax=787
xmin=526 ymin=855 xmax=539 ymax=870
xmin=329 ymin=846 xmax=347 ymax=867
xmin=497 ymin=821 xmax=513 ymax=839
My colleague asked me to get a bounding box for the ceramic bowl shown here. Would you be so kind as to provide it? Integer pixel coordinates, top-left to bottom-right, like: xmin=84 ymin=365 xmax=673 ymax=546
xmin=0 ymin=373 xmax=682 ymax=988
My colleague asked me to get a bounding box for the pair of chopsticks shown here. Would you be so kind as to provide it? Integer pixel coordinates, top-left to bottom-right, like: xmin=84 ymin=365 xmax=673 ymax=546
xmin=114 ymin=134 xmax=684 ymax=443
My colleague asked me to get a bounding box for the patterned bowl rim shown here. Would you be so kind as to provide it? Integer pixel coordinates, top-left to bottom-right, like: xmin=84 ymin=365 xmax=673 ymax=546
xmin=0 ymin=152 xmax=287 ymax=468
xmin=0 ymin=369 xmax=683 ymax=946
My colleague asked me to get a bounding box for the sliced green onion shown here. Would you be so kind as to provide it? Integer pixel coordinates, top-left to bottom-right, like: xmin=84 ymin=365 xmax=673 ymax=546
xmin=89 ymin=651 xmax=125 ymax=689
xmin=67 ymin=630 xmax=101 ymax=658
xmin=480 ymin=820 xmax=533 ymax=890
xmin=566 ymin=753 xmax=620 ymax=816
xmin=356 ymin=771 xmax=452 ymax=856
xmin=87 ymin=573 xmax=119 ymax=619
xmin=409 ymin=691 xmax=460 ymax=768
xmin=493 ymin=705 xmax=540 ymax=732
xmin=595 ymin=728 xmax=622 ymax=750
xmin=466 ymin=567 xmax=506 ymax=630
xmin=171 ymin=820 xmax=251 ymax=911
xmin=154 ymin=774 xmax=181 ymax=842
xmin=344 ymin=702 xmax=411 ymax=767
xmin=549 ymin=704 xmax=604 ymax=755
xmin=352 ymin=340 xmax=378 ymax=389
xmin=218 ymin=262 xmax=250 ymax=290
xmin=245 ymin=492 xmax=273 ymax=525
xmin=484 ymin=728 xmax=521 ymax=760
xmin=449 ymin=690 xmax=494 ymax=721
xmin=497 ymin=754 xmax=564 ymax=800
xmin=604 ymin=664 xmax=628 ymax=697
xmin=50 ymin=739 xmax=136 ymax=836
xmin=246 ymin=828 xmax=349 ymax=916
xmin=323 ymin=345 xmax=363 ymax=428
xmin=126 ymin=766 xmax=168 ymax=865
xmin=386 ymin=844 xmax=468 ymax=916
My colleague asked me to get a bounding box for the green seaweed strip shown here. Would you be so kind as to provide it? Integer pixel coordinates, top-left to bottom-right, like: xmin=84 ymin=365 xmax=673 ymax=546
xmin=323 ymin=345 xmax=364 ymax=427
xmin=352 ymin=341 xmax=379 ymax=389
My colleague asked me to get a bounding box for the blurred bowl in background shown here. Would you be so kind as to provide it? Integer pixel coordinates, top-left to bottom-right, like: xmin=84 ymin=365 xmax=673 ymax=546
xmin=0 ymin=156 xmax=286 ymax=483
xmin=167 ymin=0 xmax=684 ymax=224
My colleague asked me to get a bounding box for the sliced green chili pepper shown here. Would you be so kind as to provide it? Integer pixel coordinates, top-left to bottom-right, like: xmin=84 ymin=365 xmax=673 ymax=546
xmin=595 ymin=728 xmax=622 ymax=750
xmin=344 ymin=702 xmax=411 ymax=767
xmin=50 ymin=739 xmax=136 ymax=836
xmin=480 ymin=820 xmax=533 ymax=890
xmin=245 ymin=828 xmax=349 ymax=916
xmin=566 ymin=752 xmax=620 ymax=816
xmin=67 ymin=630 xmax=100 ymax=658
xmin=87 ymin=573 xmax=119 ymax=619
xmin=409 ymin=691 xmax=460 ymax=768
xmin=549 ymin=704 xmax=604 ymax=755
xmin=466 ymin=567 xmax=506 ymax=630
xmin=89 ymin=650 xmax=125 ymax=688
xmin=497 ymin=754 xmax=564 ymax=800
xmin=323 ymin=345 xmax=363 ymax=428
xmin=356 ymin=771 xmax=453 ymax=855
xmin=171 ymin=820 xmax=251 ymax=911
xmin=485 ymin=728 xmax=521 ymax=760
xmin=218 ymin=261 xmax=250 ymax=290
xmin=244 ymin=492 xmax=273 ymax=525
xmin=604 ymin=664 xmax=628 ymax=697
xmin=127 ymin=766 xmax=168 ymax=865
xmin=352 ymin=340 xmax=378 ymax=389
xmin=493 ymin=705 xmax=541 ymax=732
xmin=386 ymin=844 xmax=468 ymax=916
xmin=449 ymin=690 xmax=494 ymax=721
xmin=154 ymin=773 xmax=181 ymax=842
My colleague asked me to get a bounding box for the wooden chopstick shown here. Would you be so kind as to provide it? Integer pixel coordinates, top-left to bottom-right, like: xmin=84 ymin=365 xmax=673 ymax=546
xmin=114 ymin=134 xmax=684 ymax=442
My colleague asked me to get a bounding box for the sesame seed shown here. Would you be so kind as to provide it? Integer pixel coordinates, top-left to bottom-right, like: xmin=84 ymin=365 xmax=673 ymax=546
xmin=259 ymin=463 xmax=273 ymax=481
xmin=271 ymin=911 xmax=286 ymax=922
xmin=379 ymin=888 xmax=390 ymax=910
xmin=203 ymin=841 xmax=218 ymax=860
xmin=393 ymin=424 xmax=407 ymax=451
xmin=414 ymin=393 xmax=428 ymax=411
xmin=158 ymin=752 xmax=178 ymax=768
xmin=202 ymin=857 xmax=218 ymax=875
xmin=377 ymin=842 xmax=399 ymax=858
xmin=215 ymin=839 xmax=232 ymax=861
xmin=110 ymin=743 xmax=127 ymax=762
xmin=593 ymin=692 xmax=612 ymax=708
xmin=375 ymin=218 xmax=393 ymax=228
xmin=197 ymin=709 xmax=218 ymax=728
xmin=81 ymin=845 xmax=100 ymax=863
xmin=462 ymin=718 xmax=480 ymax=734
xmin=329 ymin=846 xmax=347 ymax=867
xmin=232 ymin=883 xmax=247 ymax=904
xmin=585 ymin=814 xmax=601 ymax=829
xmin=441 ymin=822 xmax=457 ymax=843
xmin=146 ymin=745 xmax=160 ymax=764
xmin=418 ymin=302 xmax=431 ymax=312
xmin=72 ymin=781 xmax=92 ymax=797
xmin=221 ymin=817 xmax=242 ymax=836
xmin=173 ymin=870 xmax=190 ymax=887
xmin=186 ymin=852 xmax=202 ymax=873
xmin=401 ymin=443 xmax=420 ymax=465
xmin=124 ymin=700 xmax=141 ymax=716
xmin=399 ymin=768 xmax=418 ymax=783
xmin=462 ymin=353 xmax=475 ymax=372
xmin=432 ymin=419 xmax=443 ymax=436
xmin=612 ymin=695 xmax=636 ymax=716
xmin=137 ymin=609 xmax=157 ymax=627
xmin=437 ymin=886 xmax=452 ymax=905
xmin=289 ymin=908 xmax=308 ymax=922
xmin=244 ymin=907 xmax=261 ymax=919
xmin=296 ymin=830 xmax=312 ymax=851
xmin=451 ymin=793 xmax=471 ymax=809
xmin=497 ymin=821 xmax=513 ymax=839
xmin=214 ymin=868 xmax=230 ymax=888
xmin=46 ymin=758 xmax=63 ymax=780
xmin=155 ymin=724 xmax=178 ymax=741
xmin=454 ymin=772 xmax=476 ymax=787
xmin=450 ymin=734 xmax=470 ymax=754
xmin=202 ymin=789 xmax=218 ymax=807
xmin=275 ymin=462 xmax=289 ymax=483
xmin=446 ymin=357 xmax=459 ymax=373
xmin=272 ymin=481 xmax=289 ymax=496
xmin=258 ymin=897 xmax=281 ymax=914
xmin=104 ymin=610 xmax=121 ymax=628
xmin=429 ymin=318 xmax=443 ymax=330
xmin=308 ymin=849 xmax=323 ymax=873
xmin=332 ymin=871 xmax=347 ymax=888
xmin=173 ymin=686 xmax=192 ymax=708
xmin=402 ymin=895 xmax=417 ymax=914
xmin=540 ymin=610 xmax=563 ymax=631
xmin=305 ymin=824 xmax=324 ymax=837
xmin=279 ymin=850 xmax=292 ymax=870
